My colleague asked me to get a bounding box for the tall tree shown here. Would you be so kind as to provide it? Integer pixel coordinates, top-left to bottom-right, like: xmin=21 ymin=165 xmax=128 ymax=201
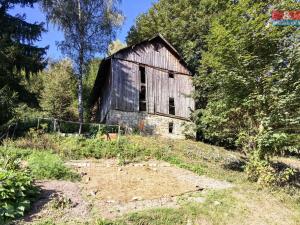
xmin=0 ymin=0 xmax=47 ymax=125
xmin=40 ymin=59 xmax=77 ymax=120
xmin=126 ymin=0 xmax=229 ymax=72
xmin=41 ymin=0 xmax=123 ymax=133
xmin=195 ymin=0 xmax=300 ymax=157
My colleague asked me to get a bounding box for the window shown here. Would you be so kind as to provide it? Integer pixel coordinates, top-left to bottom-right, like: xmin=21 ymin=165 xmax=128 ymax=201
xmin=169 ymin=122 xmax=174 ymax=134
xmin=140 ymin=86 xmax=146 ymax=101
xmin=139 ymin=66 xmax=147 ymax=111
xmin=169 ymin=97 xmax=175 ymax=115
xmin=169 ymin=72 xmax=174 ymax=79
xmin=140 ymin=66 xmax=146 ymax=84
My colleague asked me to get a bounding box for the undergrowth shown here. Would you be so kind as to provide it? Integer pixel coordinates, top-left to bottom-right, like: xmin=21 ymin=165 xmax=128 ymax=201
xmin=0 ymin=154 xmax=39 ymax=224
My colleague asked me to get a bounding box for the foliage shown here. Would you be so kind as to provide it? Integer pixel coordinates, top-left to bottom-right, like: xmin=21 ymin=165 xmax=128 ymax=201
xmin=195 ymin=0 xmax=300 ymax=158
xmin=126 ymin=0 xmax=229 ymax=72
xmin=246 ymin=151 xmax=296 ymax=187
xmin=83 ymin=58 xmax=102 ymax=121
xmin=0 ymin=0 xmax=47 ymax=126
xmin=0 ymin=153 xmax=39 ymax=223
xmin=41 ymin=0 xmax=123 ymax=129
xmin=107 ymin=39 xmax=126 ymax=56
xmin=27 ymin=151 xmax=79 ymax=180
xmin=0 ymin=86 xmax=17 ymax=126
xmin=40 ymin=59 xmax=78 ymax=120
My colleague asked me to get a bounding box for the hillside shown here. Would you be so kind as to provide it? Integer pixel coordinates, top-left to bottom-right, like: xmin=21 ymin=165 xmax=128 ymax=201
xmin=2 ymin=134 xmax=299 ymax=225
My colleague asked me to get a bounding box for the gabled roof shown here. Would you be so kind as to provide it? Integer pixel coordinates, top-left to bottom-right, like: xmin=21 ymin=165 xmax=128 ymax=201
xmin=90 ymin=34 xmax=190 ymax=106
xmin=112 ymin=34 xmax=183 ymax=61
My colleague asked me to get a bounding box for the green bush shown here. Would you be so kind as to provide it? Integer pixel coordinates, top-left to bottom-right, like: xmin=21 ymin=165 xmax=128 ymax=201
xmin=27 ymin=151 xmax=79 ymax=181
xmin=245 ymin=151 xmax=296 ymax=187
xmin=0 ymin=156 xmax=39 ymax=223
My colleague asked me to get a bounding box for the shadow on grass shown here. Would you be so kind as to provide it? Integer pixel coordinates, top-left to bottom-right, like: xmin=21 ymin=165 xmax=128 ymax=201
xmin=222 ymin=158 xmax=247 ymax=172
xmin=272 ymin=161 xmax=300 ymax=188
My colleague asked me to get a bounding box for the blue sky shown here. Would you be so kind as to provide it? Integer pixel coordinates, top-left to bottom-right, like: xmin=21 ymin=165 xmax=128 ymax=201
xmin=9 ymin=0 xmax=156 ymax=59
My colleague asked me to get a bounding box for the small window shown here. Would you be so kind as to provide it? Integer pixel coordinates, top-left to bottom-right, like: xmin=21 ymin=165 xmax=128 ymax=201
xmin=169 ymin=72 xmax=174 ymax=79
xmin=169 ymin=97 xmax=175 ymax=115
xmin=169 ymin=122 xmax=174 ymax=134
xmin=140 ymin=66 xmax=146 ymax=84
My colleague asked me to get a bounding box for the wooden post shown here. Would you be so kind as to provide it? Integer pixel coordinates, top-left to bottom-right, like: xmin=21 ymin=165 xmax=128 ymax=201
xmin=12 ymin=122 xmax=18 ymax=139
xmin=79 ymin=123 xmax=82 ymax=135
xmin=117 ymin=125 xmax=121 ymax=145
xmin=37 ymin=118 xmax=40 ymax=129
xmin=53 ymin=119 xmax=57 ymax=132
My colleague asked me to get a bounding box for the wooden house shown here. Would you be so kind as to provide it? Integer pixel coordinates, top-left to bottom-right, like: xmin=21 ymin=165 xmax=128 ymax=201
xmin=91 ymin=34 xmax=195 ymax=138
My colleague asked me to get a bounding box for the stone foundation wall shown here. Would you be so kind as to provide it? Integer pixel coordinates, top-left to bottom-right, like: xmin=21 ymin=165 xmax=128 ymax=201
xmin=106 ymin=110 xmax=195 ymax=139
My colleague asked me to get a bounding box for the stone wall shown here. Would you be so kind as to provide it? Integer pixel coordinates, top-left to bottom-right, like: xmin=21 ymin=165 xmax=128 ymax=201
xmin=106 ymin=110 xmax=195 ymax=139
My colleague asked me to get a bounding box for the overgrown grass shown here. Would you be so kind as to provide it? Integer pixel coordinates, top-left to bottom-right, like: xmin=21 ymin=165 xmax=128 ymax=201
xmin=27 ymin=151 xmax=79 ymax=180
xmin=2 ymin=133 xmax=300 ymax=225
xmin=0 ymin=146 xmax=79 ymax=181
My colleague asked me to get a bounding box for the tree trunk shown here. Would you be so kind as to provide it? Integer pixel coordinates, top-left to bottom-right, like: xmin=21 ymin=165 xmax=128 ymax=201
xmin=78 ymin=75 xmax=83 ymax=134
xmin=77 ymin=0 xmax=84 ymax=134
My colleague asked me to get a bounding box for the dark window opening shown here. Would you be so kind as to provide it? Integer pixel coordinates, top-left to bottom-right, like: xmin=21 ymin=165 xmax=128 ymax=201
xmin=140 ymin=86 xmax=146 ymax=101
xmin=140 ymin=66 xmax=146 ymax=84
xmin=139 ymin=83 xmax=147 ymax=112
xmin=169 ymin=122 xmax=174 ymax=134
xmin=139 ymin=101 xmax=147 ymax=111
xmin=169 ymin=97 xmax=175 ymax=115
xmin=169 ymin=72 xmax=174 ymax=79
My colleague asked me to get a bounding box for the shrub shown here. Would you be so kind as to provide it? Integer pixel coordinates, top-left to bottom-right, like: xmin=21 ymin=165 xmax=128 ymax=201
xmin=27 ymin=151 xmax=79 ymax=181
xmin=0 ymin=156 xmax=39 ymax=223
xmin=245 ymin=151 xmax=296 ymax=187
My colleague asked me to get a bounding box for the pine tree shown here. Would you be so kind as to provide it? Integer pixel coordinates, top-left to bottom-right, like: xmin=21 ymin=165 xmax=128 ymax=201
xmin=0 ymin=0 xmax=47 ymax=125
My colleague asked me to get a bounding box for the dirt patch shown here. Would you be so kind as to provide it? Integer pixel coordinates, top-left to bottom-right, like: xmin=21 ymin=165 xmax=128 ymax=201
xmin=69 ymin=159 xmax=232 ymax=219
xmin=69 ymin=159 xmax=232 ymax=202
xmin=18 ymin=159 xmax=233 ymax=223
xmin=18 ymin=180 xmax=91 ymax=224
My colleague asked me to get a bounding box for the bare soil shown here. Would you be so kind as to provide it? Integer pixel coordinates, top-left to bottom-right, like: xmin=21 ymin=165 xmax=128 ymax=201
xmin=17 ymin=159 xmax=233 ymax=224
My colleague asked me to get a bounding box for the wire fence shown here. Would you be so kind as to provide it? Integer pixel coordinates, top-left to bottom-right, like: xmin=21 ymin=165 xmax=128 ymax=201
xmin=0 ymin=117 xmax=121 ymax=141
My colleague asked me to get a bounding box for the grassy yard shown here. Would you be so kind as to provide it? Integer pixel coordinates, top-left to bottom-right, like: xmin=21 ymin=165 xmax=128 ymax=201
xmin=2 ymin=134 xmax=300 ymax=225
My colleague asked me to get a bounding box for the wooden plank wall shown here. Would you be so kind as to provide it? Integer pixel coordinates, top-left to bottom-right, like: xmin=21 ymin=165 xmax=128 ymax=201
xmin=111 ymin=39 xmax=195 ymax=119
xmin=99 ymin=64 xmax=112 ymax=122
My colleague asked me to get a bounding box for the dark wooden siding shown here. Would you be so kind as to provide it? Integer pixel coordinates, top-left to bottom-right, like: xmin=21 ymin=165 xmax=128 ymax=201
xmin=98 ymin=60 xmax=112 ymax=122
xmin=110 ymin=39 xmax=194 ymax=119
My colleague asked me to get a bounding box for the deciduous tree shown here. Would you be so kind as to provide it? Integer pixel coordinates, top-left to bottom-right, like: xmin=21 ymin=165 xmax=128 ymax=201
xmin=41 ymin=0 xmax=123 ymax=133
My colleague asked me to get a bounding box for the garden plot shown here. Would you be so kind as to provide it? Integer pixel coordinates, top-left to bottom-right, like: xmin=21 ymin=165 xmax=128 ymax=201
xmin=19 ymin=159 xmax=233 ymax=224
xmin=68 ymin=159 xmax=232 ymax=218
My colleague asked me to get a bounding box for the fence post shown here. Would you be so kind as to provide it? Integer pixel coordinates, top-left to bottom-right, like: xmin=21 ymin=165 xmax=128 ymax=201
xmin=53 ymin=119 xmax=57 ymax=132
xmin=37 ymin=118 xmax=40 ymax=129
xmin=12 ymin=121 xmax=18 ymax=139
xmin=117 ymin=125 xmax=121 ymax=145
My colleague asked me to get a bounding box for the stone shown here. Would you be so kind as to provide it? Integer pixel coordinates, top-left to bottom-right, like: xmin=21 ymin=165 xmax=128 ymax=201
xmin=131 ymin=197 xmax=142 ymax=201
xmin=106 ymin=200 xmax=115 ymax=203
xmin=106 ymin=110 xmax=195 ymax=139
xmin=213 ymin=201 xmax=221 ymax=206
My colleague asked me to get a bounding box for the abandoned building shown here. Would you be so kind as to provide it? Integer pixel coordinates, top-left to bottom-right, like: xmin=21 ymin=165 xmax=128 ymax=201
xmin=91 ymin=34 xmax=195 ymax=139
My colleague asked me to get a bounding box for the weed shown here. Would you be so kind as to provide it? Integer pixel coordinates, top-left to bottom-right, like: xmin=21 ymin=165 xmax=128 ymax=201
xmin=27 ymin=151 xmax=79 ymax=181
xmin=0 ymin=159 xmax=39 ymax=223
